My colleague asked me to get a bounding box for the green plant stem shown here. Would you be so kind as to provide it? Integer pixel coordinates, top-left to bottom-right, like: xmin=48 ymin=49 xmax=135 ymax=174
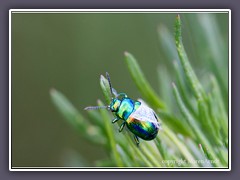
xmin=97 ymin=100 xmax=123 ymax=167
xmin=50 ymin=89 xmax=105 ymax=145
xmin=161 ymin=125 xmax=198 ymax=167
xmin=172 ymin=83 xmax=222 ymax=166
xmin=175 ymin=14 xmax=205 ymax=101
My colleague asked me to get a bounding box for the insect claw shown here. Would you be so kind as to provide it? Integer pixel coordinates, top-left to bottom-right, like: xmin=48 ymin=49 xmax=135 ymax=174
xmin=134 ymin=135 xmax=140 ymax=146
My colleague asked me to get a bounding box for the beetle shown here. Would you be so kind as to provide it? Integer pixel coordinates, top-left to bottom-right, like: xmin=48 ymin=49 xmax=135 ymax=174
xmin=84 ymin=72 xmax=161 ymax=145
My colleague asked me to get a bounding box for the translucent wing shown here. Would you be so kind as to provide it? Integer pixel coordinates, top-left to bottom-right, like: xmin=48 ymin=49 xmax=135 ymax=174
xmin=127 ymin=100 xmax=160 ymax=140
xmin=131 ymin=100 xmax=159 ymax=126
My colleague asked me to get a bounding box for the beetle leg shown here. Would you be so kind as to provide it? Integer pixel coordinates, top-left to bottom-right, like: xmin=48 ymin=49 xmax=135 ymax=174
xmin=112 ymin=117 xmax=120 ymax=123
xmin=134 ymin=135 xmax=140 ymax=146
xmin=119 ymin=122 xmax=126 ymax=132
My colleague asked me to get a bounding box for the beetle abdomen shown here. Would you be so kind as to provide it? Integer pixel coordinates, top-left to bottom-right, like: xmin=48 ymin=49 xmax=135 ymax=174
xmin=126 ymin=103 xmax=159 ymax=140
xmin=126 ymin=116 xmax=159 ymax=140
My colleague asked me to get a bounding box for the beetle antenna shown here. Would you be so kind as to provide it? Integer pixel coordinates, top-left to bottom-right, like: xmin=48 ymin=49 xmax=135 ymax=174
xmin=112 ymin=88 xmax=118 ymax=97
xmin=106 ymin=72 xmax=113 ymax=98
xmin=84 ymin=106 xmax=109 ymax=110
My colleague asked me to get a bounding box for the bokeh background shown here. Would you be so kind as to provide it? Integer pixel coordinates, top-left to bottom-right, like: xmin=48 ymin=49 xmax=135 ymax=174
xmin=11 ymin=12 xmax=229 ymax=167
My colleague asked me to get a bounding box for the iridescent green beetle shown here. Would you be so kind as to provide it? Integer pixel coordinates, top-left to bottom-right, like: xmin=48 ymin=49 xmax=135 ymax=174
xmin=85 ymin=72 xmax=160 ymax=145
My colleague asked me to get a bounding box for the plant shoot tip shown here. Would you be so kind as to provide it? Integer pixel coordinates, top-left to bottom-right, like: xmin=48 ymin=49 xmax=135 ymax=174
xmin=124 ymin=51 xmax=129 ymax=56
xmin=171 ymin=82 xmax=176 ymax=87
xmin=100 ymin=74 xmax=105 ymax=79
xmin=50 ymin=88 xmax=56 ymax=93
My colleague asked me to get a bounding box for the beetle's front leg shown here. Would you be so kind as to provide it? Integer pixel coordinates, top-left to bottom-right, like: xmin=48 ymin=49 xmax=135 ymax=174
xmin=119 ymin=122 xmax=126 ymax=132
xmin=112 ymin=117 xmax=120 ymax=123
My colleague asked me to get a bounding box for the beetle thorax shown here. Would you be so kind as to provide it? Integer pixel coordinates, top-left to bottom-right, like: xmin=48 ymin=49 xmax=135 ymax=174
xmin=113 ymin=98 xmax=135 ymax=120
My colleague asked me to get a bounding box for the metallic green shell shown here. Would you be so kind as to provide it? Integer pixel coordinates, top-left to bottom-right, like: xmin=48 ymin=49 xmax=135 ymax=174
xmin=114 ymin=98 xmax=135 ymax=120
xmin=110 ymin=97 xmax=159 ymax=140
xmin=126 ymin=102 xmax=159 ymax=140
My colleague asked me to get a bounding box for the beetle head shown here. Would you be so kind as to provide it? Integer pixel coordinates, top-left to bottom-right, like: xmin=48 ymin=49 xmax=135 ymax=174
xmin=109 ymin=98 xmax=121 ymax=112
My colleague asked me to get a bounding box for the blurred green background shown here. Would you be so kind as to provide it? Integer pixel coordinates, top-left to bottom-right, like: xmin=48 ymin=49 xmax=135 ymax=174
xmin=12 ymin=12 xmax=228 ymax=167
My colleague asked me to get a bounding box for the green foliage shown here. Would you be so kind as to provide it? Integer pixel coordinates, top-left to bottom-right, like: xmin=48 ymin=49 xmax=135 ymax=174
xmin=50 ymin=14 xmax=228 ymax=168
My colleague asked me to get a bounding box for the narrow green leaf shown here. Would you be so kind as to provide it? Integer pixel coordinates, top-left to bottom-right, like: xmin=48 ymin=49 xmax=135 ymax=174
xmin=216 ymin=146 xmax=228 ymax=166
xmin=186 ymin=141 xmax=212 ymax=167
xmin=175 ymin=15 xmax=205 ymax=100
xmin=172 ymin=83 xmax=198 ymax=128
xmin=196 ymin=143 xmax=214 ymax=167
xmin=97 ymin=100 xmax=123 ymax=167
xmin=157 ymin=24 xmax=179 ymax=65
xmin=86 ymin=110 xmax=108 ymax=138
xmin=86 ymin=110 xmax=104 ymax=129
xmin=197 ymin=98 xmax=221 ymax=146
xmin=197 ymin=14 xmax=228 ymax=100
xmin=172 ymin=83 xmax=222 ymax=166
xmin=124 ymin=52 xmax=166 ymax=110
xmin=120 ymin=137 xmax=162 ymax=167
xmin=116 ymin=141 xmax=140 ymax=166
xmin=50 ymin=89 xmax=79 ymax=123
xmin=122 ymin=133 xmax=155 ymax=167
xmin=154 ymin=136 xmax=170 ymax=165
xmin=210 ymin=75 xmax=228 ymax=140
xmin=100 ymin=74 xmax=112 ymax=104
xmin=158 ymin=111 xmax=195 ymax=138
xmin=50 ymin=89 xmax=105 ymax=145
xmin=161 ymin=125 xmax=198 ymax=167
xmin=173 ymin=61 xmax=198 ymax=118
xmin=140 ymin=143 xmax=162 ymax=167
xmin=157 ymin=65 xmax=174 ymax=111
xmin=116 ymin=144 xmax=135 ymax=167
